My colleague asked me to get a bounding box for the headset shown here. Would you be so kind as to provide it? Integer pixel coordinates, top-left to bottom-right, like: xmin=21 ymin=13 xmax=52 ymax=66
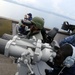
xmin=63 ymin=44 xmax=75 ymax=67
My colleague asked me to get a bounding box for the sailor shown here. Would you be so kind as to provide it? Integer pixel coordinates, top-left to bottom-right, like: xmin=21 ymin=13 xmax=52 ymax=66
xmin=25 ymin=16 xmax=46 ymax=41
xmin=18 ymin=16 xmax=46 ymax=41
xmin=26 ymin=13 xmax=32 ymax=21
xmin=59 ymin=34 xmax=75 ymax=47
xmin=45 ymin=43 xmax=75 ymax=75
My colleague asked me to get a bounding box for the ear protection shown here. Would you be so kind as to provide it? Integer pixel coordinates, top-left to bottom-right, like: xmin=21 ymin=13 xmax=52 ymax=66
xmin=63 ymin=56 xmax=75 ymax=67
xmin=63 ymin=45 xmax=75 ymax=67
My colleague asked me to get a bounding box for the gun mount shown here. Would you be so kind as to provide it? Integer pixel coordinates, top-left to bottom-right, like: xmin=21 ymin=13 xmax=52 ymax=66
xmin=0 ymin=35 xmax=57 ymax=75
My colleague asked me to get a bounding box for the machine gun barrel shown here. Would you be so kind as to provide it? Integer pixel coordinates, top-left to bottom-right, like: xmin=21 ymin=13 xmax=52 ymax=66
xmin=0 ymin=38 xmax=8 ymax=54
xmin=0 ymin=38 xmax=31 ymax=57
xmin=2 ymin=33 xmax=13 ymax=40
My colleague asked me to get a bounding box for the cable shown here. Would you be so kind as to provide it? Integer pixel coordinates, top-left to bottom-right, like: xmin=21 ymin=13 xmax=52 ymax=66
xmin=58 ymin=66 xmax=66 ymax=75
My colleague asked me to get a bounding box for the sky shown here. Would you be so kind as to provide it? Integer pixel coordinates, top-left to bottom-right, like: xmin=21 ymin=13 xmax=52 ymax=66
xmin=0 ymin=0 xmax=75 ymax=30
xmin=10 ymin=0 xmax=75 ymax=20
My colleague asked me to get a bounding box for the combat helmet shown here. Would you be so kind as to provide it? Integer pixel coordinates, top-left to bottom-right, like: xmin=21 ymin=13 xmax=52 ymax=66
xmin=31 ymin=17 xmax=44 ymax=29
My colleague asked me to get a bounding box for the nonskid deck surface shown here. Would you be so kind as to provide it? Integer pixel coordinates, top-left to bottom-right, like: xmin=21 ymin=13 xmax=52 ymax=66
xmin=0 ymin=54 xmax=17 ymax=75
